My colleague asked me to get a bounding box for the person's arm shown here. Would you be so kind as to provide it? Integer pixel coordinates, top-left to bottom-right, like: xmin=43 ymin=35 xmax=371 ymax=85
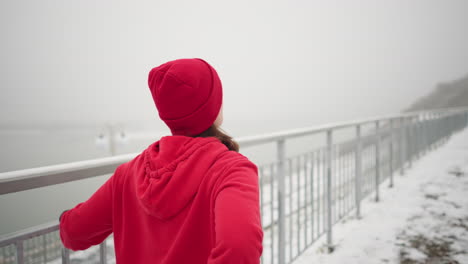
xmin=59 ymin=164 xmax=126 ymax=251
xmin=208 ymin=160 xmax=263 ymax=264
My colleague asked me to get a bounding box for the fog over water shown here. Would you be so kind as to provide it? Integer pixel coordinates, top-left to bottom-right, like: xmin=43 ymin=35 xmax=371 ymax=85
xmin=1 ymin=0 xmax=468 ymax=234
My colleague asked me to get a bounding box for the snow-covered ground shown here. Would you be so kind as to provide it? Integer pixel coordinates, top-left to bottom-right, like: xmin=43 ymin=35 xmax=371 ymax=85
xmin=294 ymin=128 xmax=468 ymax=264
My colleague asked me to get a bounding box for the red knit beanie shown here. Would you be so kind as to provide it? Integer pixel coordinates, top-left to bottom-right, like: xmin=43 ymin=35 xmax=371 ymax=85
xmin=147 ymin=58 xmax=223 ymax=136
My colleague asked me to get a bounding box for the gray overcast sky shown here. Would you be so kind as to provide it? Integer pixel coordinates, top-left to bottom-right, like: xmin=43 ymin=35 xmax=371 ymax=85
xmin=1 ymin=0 xmax=468 ymax=134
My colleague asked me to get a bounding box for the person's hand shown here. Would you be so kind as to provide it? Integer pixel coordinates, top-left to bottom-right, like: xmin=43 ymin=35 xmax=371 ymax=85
xmin=59 ymin=210 xmax=69 ymax=221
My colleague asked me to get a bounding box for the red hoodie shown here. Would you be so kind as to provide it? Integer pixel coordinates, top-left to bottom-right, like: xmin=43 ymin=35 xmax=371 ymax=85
xmin=59 ymin=136 xmax=263 ymax=263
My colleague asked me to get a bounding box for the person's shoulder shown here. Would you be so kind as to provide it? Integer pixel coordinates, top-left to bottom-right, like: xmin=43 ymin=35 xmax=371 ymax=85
xmin=215 ymin=149 xmax=258 ymax=176
xmin=211 ymin=150 xmax=259 ymax=196
xmin=218 ymin=148 xmax=255 ymax=164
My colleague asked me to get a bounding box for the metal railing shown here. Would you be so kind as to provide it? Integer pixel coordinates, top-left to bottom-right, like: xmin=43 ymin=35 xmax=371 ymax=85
xmin=1 ymin=107 xmax=468 ymax=264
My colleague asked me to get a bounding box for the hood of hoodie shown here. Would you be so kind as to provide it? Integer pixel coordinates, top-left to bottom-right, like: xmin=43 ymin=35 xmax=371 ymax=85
xmin=137 ymin=135 xmax=228 ymax=220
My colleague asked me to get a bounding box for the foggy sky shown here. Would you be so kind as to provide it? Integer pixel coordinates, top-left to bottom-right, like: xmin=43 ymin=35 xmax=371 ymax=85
xmin=1 ymin=0 xmax=468 ymax=134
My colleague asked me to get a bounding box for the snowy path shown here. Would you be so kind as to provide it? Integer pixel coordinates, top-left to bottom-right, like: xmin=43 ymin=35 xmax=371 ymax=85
xmin=294 ymin=128 xmax=468 ymax=264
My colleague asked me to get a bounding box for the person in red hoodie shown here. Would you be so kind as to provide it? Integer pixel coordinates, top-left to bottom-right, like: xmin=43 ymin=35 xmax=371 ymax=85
xmin=59 ymin=58 xmax=264 ymax=263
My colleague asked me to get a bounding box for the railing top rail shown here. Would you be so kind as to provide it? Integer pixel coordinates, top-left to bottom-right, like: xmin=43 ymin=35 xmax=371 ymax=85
xmin=0 ymin=107 xmax=467 ymax=195
xmin=0 ymin=153 xmax=137 ymax=195
xmin=236 ymin=107 xmax=468 ymax=147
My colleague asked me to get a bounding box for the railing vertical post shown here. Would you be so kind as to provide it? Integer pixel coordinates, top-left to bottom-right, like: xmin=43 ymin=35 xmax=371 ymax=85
xmin=422 ymin=114 xmax=425 ymax=149
xmin=447 ymin=114 xmax=451 ymax=138
xmin=355 ymin=124 xmax=362 ymax=219
xmin=454 ymin=113 xmax=457 ymax=132
xmin=458 ymin=112 xmax=461 ymax=130
xmin=452 ymin=113 xmax=456 ymax=133
xmin=297 ymin=156 xmax=302 ymax=254
xmin=269 ymin=163 xmax=275 ymax=264
xmin=434 ymin=112 xmax=438 ymax=145
xmin=454 ymin=113 xmax=458 ymax=131
xmin=326 ymin=129 xmax=334 ymax=252
xmin=455 ymin=113 xmax=458 ymax=131
xmin=399 ymin=117 xmax=405 ymax=175
xmin=431 ymin=113 xmax=435 ymax=148
xmin=62 ymin=247 xmax=70 ymax=264
xmin=407 ymin=117 xmax=413 ymax=169
xmin=100 ymin=241 xmax=107 ymax=264
xmin=420 ymin=115 xmax=423 ymax=153
xmin=440 ymin=113 xmax=444 ymax=144
xmin=448 ymin=114 xmax=452 ymax=137
xmin=304 ymin=153 xmax=309 ymax=247
xmin=448 ymin=113 xmax=451 ymax=136
xmin=435 ymin=113 xmax=439 ymax=145
xmin=413 ymin=116 xmax=418 ymax=159
xmin=310 ymin=152 xmax=315 ymax=242
xmin=438 ymin=113 xmax=446 ymax=146
xmin=440 ymin=113 xmax=444 ymax=142
xmin=15 ymin=241 xmax=24 ymax=264
xmin=419 ymin=115 xmax=424 ymax=155
xmin=415 ymin=116 xmax=420 ymax=158
xmin=457 ymin=112 xmax=461 ymax=131
xmin=465 ymin=112 xmax=468 ymax=128
xmin=465 ymin=111 xmax=468 ymax=128
xmin=423 ymin=113 xmax=429 ymax=153
xmin=412 ymin=117 xmax=417 ymax=161
xmin=443 ymin=115 xmax=448 ymax=140
xmin=375 ymin=121 xmax=380 ymax=202
xmin=429 ymin=112 xmax=433 ymax=146
xmin=448 ymin=114 xmax=453 ymax=136
xmin=427 ymin=113 xmax=434 ymax=147
xmin=389 ymin=119 xmax=394 ymax=188
xmin=450 ymin=113 xmax=454 ymax=135
xmin=459 ymin=112 xmax=462 ymax=130
xmin=461 ymin=112 xmax=464 ymax=129
xmin=464 ymin=111 xmax=468 ymax=127
xmin=43 ymin=234 xmax=47 ymax=263
xmin=436 ymin=113 xmax=441 ymax=145
xmin=419 ymin=116 xmax=423 ymax=155
xmin=453 ymin=113 xmax=456 ymax=132
xmin=276 ymin=139 xmax=286 ymax=264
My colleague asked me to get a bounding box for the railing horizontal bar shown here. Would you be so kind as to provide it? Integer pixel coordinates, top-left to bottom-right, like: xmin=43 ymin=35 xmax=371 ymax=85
xmin=0 ymin=154 xmax=136 ymax=195
xmin=0 ymin=221 xmax=58 ymax=248
xmin=236 ymin=107 xmax=466 ymax=147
